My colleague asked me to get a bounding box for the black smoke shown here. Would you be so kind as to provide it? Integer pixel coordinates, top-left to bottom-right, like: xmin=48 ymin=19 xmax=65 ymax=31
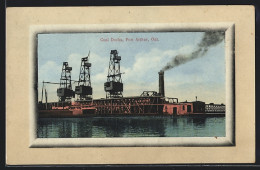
xmin=162 ymin=31 xmax=225 ymax=71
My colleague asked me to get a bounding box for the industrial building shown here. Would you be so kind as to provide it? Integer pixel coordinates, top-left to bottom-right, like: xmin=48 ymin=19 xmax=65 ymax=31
xmin=38 ymin=50 xmax=225 ymax=117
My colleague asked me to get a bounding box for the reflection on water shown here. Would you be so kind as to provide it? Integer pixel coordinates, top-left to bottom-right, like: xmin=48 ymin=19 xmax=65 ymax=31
xmin=37 ymin=115 xmax=225 ymax=138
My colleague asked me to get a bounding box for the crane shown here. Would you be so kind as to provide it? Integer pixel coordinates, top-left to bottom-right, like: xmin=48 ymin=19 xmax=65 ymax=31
xmin=57 ymin=62 xmax=75 ymax=102
xmin=75 ymin=52 xmax=93 ymax=101
xmin=39 ymin=81 xmax=59 ymax=109
xmin=104 ymin=50 xmax=123 ymax=98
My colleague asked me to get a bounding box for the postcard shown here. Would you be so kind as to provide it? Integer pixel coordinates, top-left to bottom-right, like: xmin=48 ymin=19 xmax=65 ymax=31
xmin=6 ymin=6 xmax=255 ymax=164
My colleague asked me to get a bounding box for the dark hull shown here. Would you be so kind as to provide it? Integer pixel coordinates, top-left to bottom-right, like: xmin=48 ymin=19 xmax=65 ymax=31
xmin=38 ymin=110 xmax=225 ymax=118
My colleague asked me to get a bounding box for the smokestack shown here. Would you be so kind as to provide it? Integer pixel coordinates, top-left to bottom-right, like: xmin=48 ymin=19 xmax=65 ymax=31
xmin=158 ymin=70 xmax=165 ymax=97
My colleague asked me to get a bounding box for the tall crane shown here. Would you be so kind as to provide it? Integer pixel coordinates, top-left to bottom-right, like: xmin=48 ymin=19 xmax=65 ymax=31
xmin=75 ymin=52 xmax=93 ymax=101
xmin=104 ymin=50 xmax=123 ymax=98
xmin=57 ymin=62 xmax=75 ymax=102
xmin=39 ymin=81 xmax=60 ymax=109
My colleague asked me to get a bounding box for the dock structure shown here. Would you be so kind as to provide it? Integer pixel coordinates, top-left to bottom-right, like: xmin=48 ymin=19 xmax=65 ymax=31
xmin=91 ymin=96 xmax=164 ymax=115
xmin=38 ymin=50 xmax=226 ymax=116
xmin=205 ymin=103 xmax=225 ymax=113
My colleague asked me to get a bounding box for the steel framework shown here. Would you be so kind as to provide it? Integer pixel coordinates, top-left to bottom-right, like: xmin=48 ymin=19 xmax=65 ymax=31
xmin=75 ymin=52 xmax=93 ymax=101
xmin=91 ymin=96 xmax=164 ymax=115
xmin=205 ymin=104 xmax=225 ymax=113
xmin=57 ymin=62 xmax=74 ymax=102
xmin=104 ymin=50 xmax=123 ymax=98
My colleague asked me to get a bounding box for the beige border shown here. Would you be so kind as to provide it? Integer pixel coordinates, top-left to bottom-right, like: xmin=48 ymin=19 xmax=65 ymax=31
xmin=6 ymin=6 xmax=255 ymax=164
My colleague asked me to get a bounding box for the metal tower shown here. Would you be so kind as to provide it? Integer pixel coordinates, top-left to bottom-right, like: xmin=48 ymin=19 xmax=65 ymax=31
xmin=57 ymin=62 xmax=75 ymax=102
xmin=40 ymin=81 xmax=48 ymax=110
xmin=104 ymin=50 xmax=123 ymax=98
xmin=75 ymin=52 xmax=93 ymax=101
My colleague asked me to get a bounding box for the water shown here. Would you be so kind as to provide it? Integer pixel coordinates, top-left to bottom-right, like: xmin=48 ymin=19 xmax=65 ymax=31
xmin=37 ymin=115 xmax=225 ymax=138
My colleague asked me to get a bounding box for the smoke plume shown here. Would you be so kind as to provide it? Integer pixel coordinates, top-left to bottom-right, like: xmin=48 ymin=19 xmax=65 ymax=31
xmin=162 ymin=31 xmax=225 ymax=71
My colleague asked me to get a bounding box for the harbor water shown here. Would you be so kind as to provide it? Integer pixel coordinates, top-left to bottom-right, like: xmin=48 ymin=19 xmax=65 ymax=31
xmin=37 ymin=115 xmax=225 ymax=138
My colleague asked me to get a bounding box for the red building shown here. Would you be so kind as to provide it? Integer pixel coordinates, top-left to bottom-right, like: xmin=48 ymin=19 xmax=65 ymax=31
xmin=163 ymin=101 xmax=205 ymax=115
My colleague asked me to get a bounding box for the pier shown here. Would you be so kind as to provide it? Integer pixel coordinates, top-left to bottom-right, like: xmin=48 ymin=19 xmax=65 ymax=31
xmin=205 ymin=103 xmax=225 ymax=113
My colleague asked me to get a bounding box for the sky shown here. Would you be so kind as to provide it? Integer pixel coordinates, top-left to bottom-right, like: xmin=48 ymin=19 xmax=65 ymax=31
xmin=38 ymin=32 xmax=225 ymax=104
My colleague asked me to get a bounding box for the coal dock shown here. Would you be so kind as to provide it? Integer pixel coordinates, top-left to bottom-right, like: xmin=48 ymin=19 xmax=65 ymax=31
xmin=38 ymin=50 xmax=225 ymax=117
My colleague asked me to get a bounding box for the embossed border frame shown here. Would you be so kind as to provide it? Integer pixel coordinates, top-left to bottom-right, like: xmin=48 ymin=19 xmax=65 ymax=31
xmin=29 ymin=23 xmax=235 ymax=147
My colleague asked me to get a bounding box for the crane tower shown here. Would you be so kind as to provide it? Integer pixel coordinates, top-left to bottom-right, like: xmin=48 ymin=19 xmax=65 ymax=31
xmin=57 ymin=62 xmax=75 ymax=102
xmin=75 ymin=53 xmax=93 ymax=101
xmin=104 ymin=50 xmax=123 ymax=98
